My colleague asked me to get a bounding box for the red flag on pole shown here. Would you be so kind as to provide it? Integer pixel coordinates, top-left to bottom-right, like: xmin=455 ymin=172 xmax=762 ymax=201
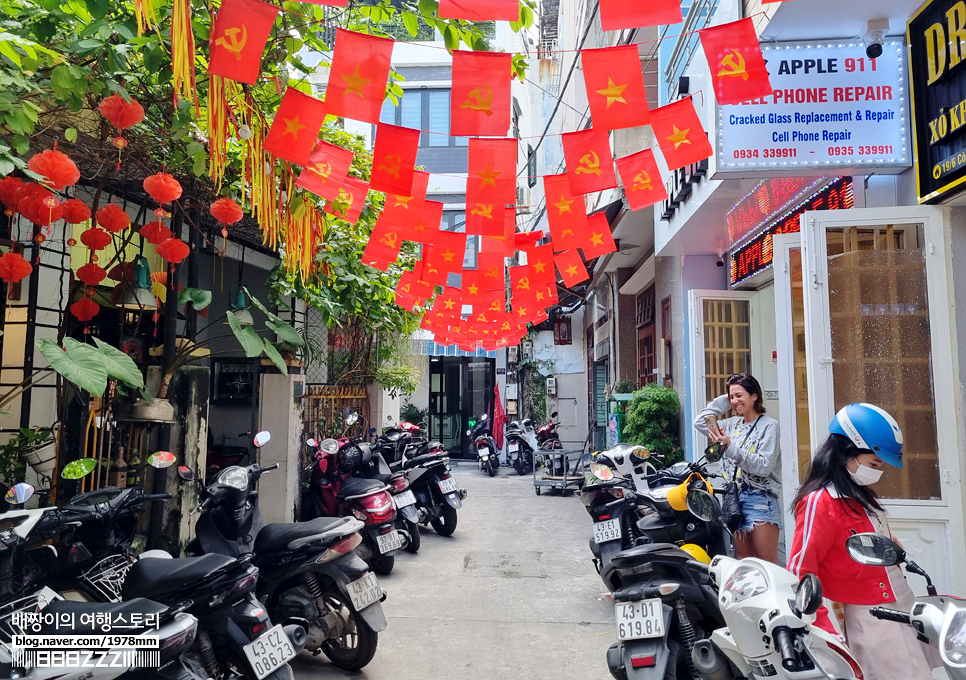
xmin=543 ymin=174 xmax=587 ymax=252
xmin=616 ymin=149 xmax=668 ymax=211
xmin=264 ymin=89 xmax=327 ymax=166
xmin=649 ymin=97 xmax=713 ymax=170
xmin=562 ymin=128 xmax=618 ymax=195
xmin=440 ymin=0 xmax=519 ymax=22
xmin=599 ymin=0 xmax=682 ymax=32
xmin=295 ymin=139 xmax=353 ymax=199
xmin=207 ymin=0 xmax=278 ymax=84
xmin=370 ymin=124 xmax=420 ymax=195
xmin=580 ymin=212 xmax=618 ymax=259
xmin=325 ymin=29 xmax=394 ymax=124
xmin=699 ymin=18 xmax=773 ymax=105
xmin=493 ymin=384 xmax=506 ymax=449
xmin=451 ymin=51 xmax=512 ymax=137
xmin=581 ymin=45 xmax=651 ymax=130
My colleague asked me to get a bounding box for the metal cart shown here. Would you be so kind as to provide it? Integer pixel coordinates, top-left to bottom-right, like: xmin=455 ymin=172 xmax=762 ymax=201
xmin=533 ymin=447 xmax=589 ymax=496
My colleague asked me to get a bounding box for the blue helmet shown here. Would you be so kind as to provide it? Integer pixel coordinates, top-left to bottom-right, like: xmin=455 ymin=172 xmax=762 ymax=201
xmin=828 ymin=403 xmax=903 ymax=468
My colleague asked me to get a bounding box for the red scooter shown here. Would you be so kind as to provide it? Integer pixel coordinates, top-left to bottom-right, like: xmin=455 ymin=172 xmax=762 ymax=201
xmin=301 ymin=416 xmax=407 ymax=576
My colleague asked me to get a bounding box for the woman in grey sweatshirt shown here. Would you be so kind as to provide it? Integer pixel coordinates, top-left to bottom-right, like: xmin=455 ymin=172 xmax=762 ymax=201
xmin=694 ymin=373 xmax=781 ymax=562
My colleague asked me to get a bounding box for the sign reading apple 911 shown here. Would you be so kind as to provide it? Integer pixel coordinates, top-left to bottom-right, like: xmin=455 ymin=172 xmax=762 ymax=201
xmin=714 ymin=40 xmax=911 ymax=178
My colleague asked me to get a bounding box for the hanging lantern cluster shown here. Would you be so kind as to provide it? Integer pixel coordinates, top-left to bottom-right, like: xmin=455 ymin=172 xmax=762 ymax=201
xmin=0 ymin=252 xmax=32 ymax=284
xmin=70 ymin=295 xmax=100 ymax=322
xmin=95 ymin=203 xmax=131 ymax=233
xmin=0 ymin=177 xmax=23 ymax=217
xmin=62 ymin=198 xmax=91 ymax=225
xmin=143 ymin=172 xmax=182 ymax=205
xmin=17 ymin=184 xmax=63 ymax=227
xmin=156 ymin=238 xmax=190 ymax=264
xmin=140 ymin=220 xmax=172 ymax=245
xmin=27 ymin=148 xmax=80 ymax=191
xmin=98 ymin=94 xmax=145 ymax=168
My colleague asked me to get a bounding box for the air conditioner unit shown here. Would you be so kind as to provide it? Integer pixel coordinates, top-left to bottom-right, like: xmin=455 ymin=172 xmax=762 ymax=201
xmin=508 ymin=346 xmax=519 ymax=363
xmin=516 ymin=186 xmax=531 ymax=214
xmin=546 ymin=377 xmax=557 ymax=396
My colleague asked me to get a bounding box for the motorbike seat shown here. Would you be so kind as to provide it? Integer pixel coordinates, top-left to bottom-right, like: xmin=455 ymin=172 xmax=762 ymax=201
xmin=254 ymin=516 xmax=354 ymax=554
xmin=122 ymin=553 xmax=236 ymax=600
xmin=402 ymin=452 xmax=446 ymax=469
xmin=609 ymin=542 xmax=693 ymax=568
xmin=337 ymin=476 xmax=387 ymax=499
xmin=37 ymin=598 xmax=168 ymax=634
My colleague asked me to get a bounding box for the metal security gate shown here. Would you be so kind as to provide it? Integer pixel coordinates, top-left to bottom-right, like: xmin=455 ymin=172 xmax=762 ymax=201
xmin=302 ymin=385 xmax=369 ymax=442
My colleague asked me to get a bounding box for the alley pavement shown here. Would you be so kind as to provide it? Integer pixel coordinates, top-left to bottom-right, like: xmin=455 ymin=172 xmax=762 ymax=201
xmin=291 ymin=460 xmax=615 ymax=679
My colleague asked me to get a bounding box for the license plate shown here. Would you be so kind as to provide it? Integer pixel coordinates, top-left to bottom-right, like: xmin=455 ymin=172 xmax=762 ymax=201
xmin=242 ymin=624 xmax=297 ymax=679
xmin=438 ymin=477 xmax=459 ymax=494
xmin=393 ymin=489 xmax=416 ymax=508
xmin=347 ymin=572 xmax=381 ymax=611
xmin=376 ymin=530 xmax=403 ymax=554
xmin=593 ymin=518 xmax=622 ymax=544
xmin=478 ymin=447 xmax=491 ymax=456
xmin=508 ymin=442 xmax=519 ymax=452
xmin=615 ymin=599 xmax=665 ymax=641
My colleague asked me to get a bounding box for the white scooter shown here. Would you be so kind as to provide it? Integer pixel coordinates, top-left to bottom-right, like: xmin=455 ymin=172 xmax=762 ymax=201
xmin=692 ymin=556 xmax=863 ymax=679
xmin=846 ymin=532 xmax=966 ymax=680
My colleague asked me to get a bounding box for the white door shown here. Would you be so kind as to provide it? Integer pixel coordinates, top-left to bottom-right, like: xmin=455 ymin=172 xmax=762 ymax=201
xmin=799 ymin=206 xmax=966 ymax=595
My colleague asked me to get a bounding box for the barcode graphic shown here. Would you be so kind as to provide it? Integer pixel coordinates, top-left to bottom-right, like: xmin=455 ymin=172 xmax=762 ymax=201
xmin=12 ymin=648 xmax=160 ymax=669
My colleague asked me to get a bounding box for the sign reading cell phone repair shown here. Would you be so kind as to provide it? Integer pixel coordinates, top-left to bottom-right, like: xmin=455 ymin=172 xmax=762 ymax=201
xmin=714 ymin=40 xmax=911 ymax=178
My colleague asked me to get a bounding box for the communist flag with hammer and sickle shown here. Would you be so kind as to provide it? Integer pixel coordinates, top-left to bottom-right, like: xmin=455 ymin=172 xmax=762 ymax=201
xmin=543 ymin=173 xmax=588 ymax=252
xmin=370 ymin=124 xmax=420 ymax=195
xmin=363 ymin=220 xmax=404 ymax=271
xmin=451 ymin=51 xmax=512 ymax=137
xmin=207 ymin=0 xmax=279 ymax=84
xmin=616 ymin=149 xmax=668 ymax=211
xmin=649 ymin=97 xmax=714 ymax=171
xmin=325 ymin=29 xmax=395 ymax=125
xmin=581 ymin=45 xmax=651 ymax=130
xmin=395 ymin=270 xmax=433 ymax=312
xmin=699 ymin=18 xmax=773 ymax=105
xmin=466 ymin=138 xmax=516 ymax=234
xmin=562 ymin=128 xmax=618 ymax=196
xmin=439 ymin=0 xmax=519 ymax=21
xmin=265 ymin=89 xmax=328 ymax=167
xmin=295 ymin=139 xmax=354 ymax=200
xmin=599 ymin=0 xmax=682 ymax=31
xmin=323 ymin=176 xmax=369 ymax=225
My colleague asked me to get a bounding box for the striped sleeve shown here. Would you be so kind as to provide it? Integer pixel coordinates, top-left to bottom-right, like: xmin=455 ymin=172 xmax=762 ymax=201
xmin=787 ymin=490 xmax=833 ymax=579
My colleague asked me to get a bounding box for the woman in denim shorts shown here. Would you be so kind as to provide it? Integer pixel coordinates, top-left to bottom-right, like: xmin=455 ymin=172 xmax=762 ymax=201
xmin=694 ymin=373 xmax=781 ymax=562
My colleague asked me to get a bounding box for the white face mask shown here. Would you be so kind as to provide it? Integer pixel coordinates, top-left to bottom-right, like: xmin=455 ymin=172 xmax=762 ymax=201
xmin=848 ymin=462 xmax=884 ymax=486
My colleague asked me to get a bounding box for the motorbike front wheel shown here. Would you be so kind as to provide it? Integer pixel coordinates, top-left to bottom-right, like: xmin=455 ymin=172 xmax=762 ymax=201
xmin=367 ymin=551 xmax=395 ymax=575
xmin=404 ymin=519 xmax=420 ymax=553
xmin=319 ymin=589 xmax=379 ymax=671
xmin=430 ymin=503 xmax=458 ymax=536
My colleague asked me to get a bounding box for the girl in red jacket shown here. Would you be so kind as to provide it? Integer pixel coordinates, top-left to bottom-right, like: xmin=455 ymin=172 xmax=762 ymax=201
xmin=787 ymin=403 xmax=937 ymax=680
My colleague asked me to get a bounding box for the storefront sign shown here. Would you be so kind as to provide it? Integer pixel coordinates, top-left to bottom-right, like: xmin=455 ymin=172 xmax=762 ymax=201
xmin=727 ymin=176 xmax=831 ymax=247
xmin=715 ymin=40 xmax=911 ymax=178
xmin=730 ymin=177 xmax=853 ymax=287
xmin=908 ymin=0 xmax=966 ymax=202
xmin=660 ymin=159 xmax=708 ymax=221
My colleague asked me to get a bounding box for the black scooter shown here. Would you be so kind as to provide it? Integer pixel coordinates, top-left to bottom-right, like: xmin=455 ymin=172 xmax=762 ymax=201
xmin=394 ymin=444 xmax=466 ymax=537
xmin=468 ymin=413 xmax=499 ymax=476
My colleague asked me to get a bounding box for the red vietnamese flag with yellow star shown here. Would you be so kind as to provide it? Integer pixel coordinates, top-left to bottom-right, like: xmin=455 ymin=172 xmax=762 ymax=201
xmin=562 ymin=128 xmax=618 ymax=195
xmin=423 ymin=230 xmax=467 ymax=276
xmin=403 ymin=200 xmax=444 ymax=245
xmin=379 ymin=171 xmax=430 ymax=229
xmin=451 ymin=51 xmax=512 ymax=137
xmin=295 ymin=140 xmax=354 ymax=200
xmin=649 ymin=97 xmax=713 ymax=170
xmin=699 ymin=19 xmax=773 ymax=105
xmin=207 ymin=0 xmax=279 ymax=84
xmin=325 ymin=29 xmax=394 ymax=124
xmin=301 ymin=0 xmax=346 ymax=5
xmin=532 ymin=280 xmax=558 ymax=307
xmin=264 ymin=89 xmax=327 ymax=166
xmin=582 ymin=46 xmax=650 ymax=130
xmin=362 ymin=220 xmax=403 ymax=271
xmin=543 ymin=174 xmax=587 ymax=252
xmin=466 ymin=138 xmax=516 ymax=233
xmin=616 ymin=149 xmax=668 ymax=211
xmin=439 ymin=0 xmax=519 ymax=21
xmin=599 ymin=0 xmax=682 ymax=32
xmin=324 ymin=176 xmax=368 ymax=224
xmin=555 ymin=249 xmax=589 ymax=287
xmin=580 ymin=212 xmax=618 ymax=259
xmin=370 ymin=124 xmax=420 ymax=195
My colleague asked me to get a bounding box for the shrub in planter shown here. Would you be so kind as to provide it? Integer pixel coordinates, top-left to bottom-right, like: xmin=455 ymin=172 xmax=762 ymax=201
xmin=0 ymin=426 xmax=55 ymax=484
xmin=621 ymin=384 xmax=683 ymax=464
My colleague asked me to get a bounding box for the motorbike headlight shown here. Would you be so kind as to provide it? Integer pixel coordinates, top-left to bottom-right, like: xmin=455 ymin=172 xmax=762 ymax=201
xmin=942 ymin=609 xmax=966 ymax=667
xmin=320 ymin=438 xmax=339 ymax=454
xmin=722 ymin=565 xmax=768 ymax=602
xmin=217 ymin=466 xmax=249 ymax=491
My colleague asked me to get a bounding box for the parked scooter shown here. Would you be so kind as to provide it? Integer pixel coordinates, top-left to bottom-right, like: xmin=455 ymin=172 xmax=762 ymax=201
xmin=536 ymin=412 xmax=562 ymax=450
xmin=691 ymin=557 xmax=863 ymax=680
xmin=845 ymin=532 xmax=966 ymax=680
xmin=468 ymin=413 xmax=499 ymax=476
xmin=504 ymin=418 xmax=538 ymax=476
xmin=182 ymin=432 xmax=387 ymax=670
xmin=392 ymin=443 xmax=466 ymax=537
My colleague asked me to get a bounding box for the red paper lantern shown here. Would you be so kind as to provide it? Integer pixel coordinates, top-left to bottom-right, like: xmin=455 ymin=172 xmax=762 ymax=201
xmin=0 ymin=176 xmax=24 ymax=211
xmin=210 ymin=197 xmax=243 ymax=225
xmin=76 ymin=262 xmax=107 ymax=286
xmin=98 ymin=94 xmax=145 ymax=130
xmin=0 ymin=252 xmax=33 ymax=284
xmin=62 ymin=198 xmax=92 ymax=225
xmin=156 ymin=238 xmax=190 ymax=264
xmin=95 ymin=204 xmax=131 ymax=233
xmin=143 ymin=173 xmax=182 ymax=204
xmin=70 ymin=297 xmax=100 ymax=322
xmin=17 ymin=184 xmax=63 ymax=226
xmin=140 ymin=220 xmax=172 ymax=245
xmin=27 ymin=149 xmax=80 ymax=191
xmin=80 ymin=227 xmax=112 ymax=251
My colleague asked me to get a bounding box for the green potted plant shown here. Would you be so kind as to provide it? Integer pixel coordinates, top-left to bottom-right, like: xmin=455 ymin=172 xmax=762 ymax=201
xmin=0 ymin=426 xmax=55 ymax=483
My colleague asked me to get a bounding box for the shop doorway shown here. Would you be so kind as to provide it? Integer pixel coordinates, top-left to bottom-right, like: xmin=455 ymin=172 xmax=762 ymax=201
xmin=428 ymin=356 xmax=495 ymax=458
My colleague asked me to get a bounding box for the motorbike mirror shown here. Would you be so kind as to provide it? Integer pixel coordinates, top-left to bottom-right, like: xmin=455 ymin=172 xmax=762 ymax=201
xmin=795 ymin=573 xmax=824 ymax=616
xmin=147 ymin=451 xmax=176 ymax=469
xmin=631 ymin=447 xmax=650 ymax=461
xmin=481 ymin=413 xmax=488 ymax=422
xmin=176 ymin=465 xmax=195 ymax=482
xmin=61 ymin=458 xmax=98 ymax=480
xmin=306 ymin=438 xmax=318 ymax=448
xmin=4 ymin=482 xmax=34 ymax=505
xmin=252 ymin=431 xmax=271 ymax=447
xmin=845 ymin=532 xmax=903 ymax=567
xmin=589 ymin=462 xmax=615 ymax=481
xmin=685 ymin=488 xmax=715 ymax=522
xmin=369 ymin=428 xmax=377 ymax=435
xmin=465 ymin=429 xmax=471 ymax=436
xmin=704 ymin=441 xmax=724 ymax=464
xmin=345 ymin=413 xmax=359 ymax=426
xmin=551 ymin=411 xmax=558 ymax=418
